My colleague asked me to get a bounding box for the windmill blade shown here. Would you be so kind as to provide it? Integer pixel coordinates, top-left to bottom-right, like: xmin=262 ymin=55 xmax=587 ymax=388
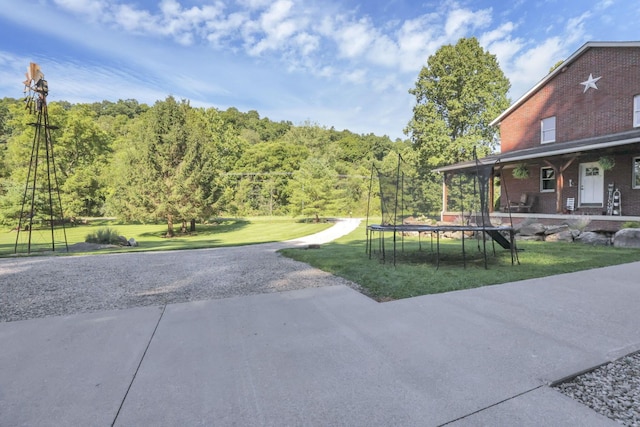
xmin=28 ymin=62 xmax=44 ymax=82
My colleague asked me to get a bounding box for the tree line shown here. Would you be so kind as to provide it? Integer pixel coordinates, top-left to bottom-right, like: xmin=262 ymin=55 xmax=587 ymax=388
xmin=0 ymin=96 xmax=412 ymax=235
xmin=0 ymin=37 xmax=510 ymax=235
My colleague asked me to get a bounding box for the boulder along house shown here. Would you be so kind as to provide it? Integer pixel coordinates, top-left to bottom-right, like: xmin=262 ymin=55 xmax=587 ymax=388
xmin=436 ymin=41 xmax=640 ymax=232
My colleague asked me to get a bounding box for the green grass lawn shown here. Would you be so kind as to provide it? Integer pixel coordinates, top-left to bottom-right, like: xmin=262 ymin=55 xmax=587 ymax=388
xmin=0 ymin=217 xmax=332 ymax=257
xmin=280 ymin=222 xmax=640 ymax=301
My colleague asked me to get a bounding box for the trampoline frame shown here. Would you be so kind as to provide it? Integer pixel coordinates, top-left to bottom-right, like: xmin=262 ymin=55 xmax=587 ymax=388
xmin=365 ymin=150 xmax=519 ymax=269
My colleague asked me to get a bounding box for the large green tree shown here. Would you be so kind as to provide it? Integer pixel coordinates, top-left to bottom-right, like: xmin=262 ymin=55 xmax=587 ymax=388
xmin=0 ymin=98 xmax=12 ymax=180
xmin=287 ymin=157 xmax=340 ymax=218
xmin=230 ymin=139 xmax=308 ymax=215
xmin=220 ymin=107 xmax=291 ymax=142
xmin=107 ymin=96 xmax=193 ymax=235
xmin=406 ymin=37 xmax=510 ymax=165
xmin=0 ymin=101 xmax=33 ymax=225
xmin=55 ymin=104 xmax=112 ymax=217
xmin=106 ymin=98 xmax=238 ymax=235
xmin=404 ymin=37 xmax=510 ymax=211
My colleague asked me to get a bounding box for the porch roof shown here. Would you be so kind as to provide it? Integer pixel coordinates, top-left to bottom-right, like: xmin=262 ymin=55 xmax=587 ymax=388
xmin=434 ymin=128 xmax=640 ymax=173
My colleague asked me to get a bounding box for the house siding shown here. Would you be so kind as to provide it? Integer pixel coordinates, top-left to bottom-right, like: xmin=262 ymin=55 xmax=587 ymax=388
xmin=499 ymin=47 xmax=640 ymax=152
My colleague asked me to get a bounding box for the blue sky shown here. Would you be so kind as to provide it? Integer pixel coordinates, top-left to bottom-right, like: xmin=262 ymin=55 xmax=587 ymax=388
xmin=0 ymin=0 xmax=638 ymax=140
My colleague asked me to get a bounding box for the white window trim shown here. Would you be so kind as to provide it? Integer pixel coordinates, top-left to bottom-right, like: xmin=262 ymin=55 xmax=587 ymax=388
xmin=633 ymin=156 xmax=640 ymax=189
xmin=634 ymin=95 xmax=640 ymax=128
xmin=541 ymin=116 xmax=556 ymax=144
xmin=540 ymin=166 xmax=555 ymax=192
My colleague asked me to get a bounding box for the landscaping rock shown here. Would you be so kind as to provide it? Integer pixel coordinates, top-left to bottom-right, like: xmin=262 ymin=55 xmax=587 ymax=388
xmin=544 ymin=224 xmax=570 ymax=235
xmin=118 ymin=235 xmax=129 ymax=246
xmin=515 ymin=234 xmax=544 ymax=241
xmin=545 ymin=230 xmax=575 ymax=242
xmin=563 ymin=217 xmax=593 ymax=230
xmin=575 ymin=231 xmax=611 ymax=246
xmin=613 ymin=228 xmax=640 ymax=248
xmin=128 ymin=238 xmax=138 ymax=247
xmin=447 ymin=231 xmax=474 ymax=239
xmin=517 ymin=222 xmax=546 ymax=236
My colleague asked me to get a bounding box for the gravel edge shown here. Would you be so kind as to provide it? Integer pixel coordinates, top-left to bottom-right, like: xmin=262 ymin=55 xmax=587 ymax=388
xmin=554 ymin=351 xmax=640 ymax=426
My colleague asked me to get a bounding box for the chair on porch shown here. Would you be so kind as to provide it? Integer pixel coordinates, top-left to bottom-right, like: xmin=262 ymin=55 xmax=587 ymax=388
xmin=508 ymin=193 xmax=534 ymax=213
xmin=566 ymin=197 xmax=575 ymax=213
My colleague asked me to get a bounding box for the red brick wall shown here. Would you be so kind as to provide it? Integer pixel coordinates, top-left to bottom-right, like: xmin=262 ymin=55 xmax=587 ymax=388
xmin=499 ymin=47 xmax=640 ymax=152
xmin=604 ymin=154 xmax=640 ymax=216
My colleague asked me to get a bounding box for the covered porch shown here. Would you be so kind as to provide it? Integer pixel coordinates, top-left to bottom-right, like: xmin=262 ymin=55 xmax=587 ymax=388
xmin=436 ymin=129 xmax=640 ymax=232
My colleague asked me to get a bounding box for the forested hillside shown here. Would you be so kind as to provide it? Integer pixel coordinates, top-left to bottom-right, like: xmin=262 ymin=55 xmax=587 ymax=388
xmin=0 ymin=96 xmax=419 ymax=231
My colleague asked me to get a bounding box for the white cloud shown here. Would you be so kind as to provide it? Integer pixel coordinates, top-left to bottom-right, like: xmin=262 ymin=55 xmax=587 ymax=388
xmin=329 ymin=17 xmax=377 ymax=59
xmin=564 ymin=12 xmax=592 ymax=45
xmin=250 ymin=13 xmax=298 ymax=53
xmin=595 ymin=0 xmax=614 ymax=11
xmin=480 ymin=22 xmax=526 ymax=80
xmin=158 ymin=1 xmax=214 ymax=43
xmin=53 ymin=0 xmax=107 ymax=20
xmin=261 ymin=0 xmax=293 ymax=26
xmin=317 ymin=66 xmax=335 ymax=78
xmin=366 ymin=34 xmax=398 ymax=67
xmin=294 ymin=32 xmax=320 ymax=56
xmin=370 ymin=73 xmax=403 ymax=93
xmin=445 ymin=7 xmax=492 ymax=38
xmin=341 ymin=68 xmax=367 ymax=84
xmin=511 ymin=38 xmax=563 ymax=84
xmin=206 ymin=11 xmax=248 ymax=47
xmin=480 ymin=21 xmax=517 ymax=46
xmin=112 ymin=4 xmax=158 ymax=34
xmin=395 ymin=16 xmax=438 ymax=71
xmin=237 ymin=0 xmax=272 ymax=10
xmin=40 ymin=0 xmax=509 ymax=89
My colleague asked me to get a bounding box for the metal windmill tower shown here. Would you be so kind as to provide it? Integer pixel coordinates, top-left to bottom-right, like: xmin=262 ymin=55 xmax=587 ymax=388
xmin=15 ymin=63 xmax=68 ymax=254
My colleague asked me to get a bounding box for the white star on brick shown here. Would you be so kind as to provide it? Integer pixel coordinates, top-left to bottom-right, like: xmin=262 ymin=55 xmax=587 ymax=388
xmin=580 ymin=73 xmax=602 ymax=93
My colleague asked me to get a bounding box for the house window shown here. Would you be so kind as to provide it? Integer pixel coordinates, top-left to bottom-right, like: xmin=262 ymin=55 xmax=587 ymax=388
xmin=584 ymin=166 xmax=600 ymax=177
xmin=634 ymin=95 xmax=640 ymax=127
xmin=634 ymin=157 xmax=640 ymax=189
xmin=541 ymin=116 xmax=556 ymax=143
xmin=541 ymin=167 xmax=555 ymax=192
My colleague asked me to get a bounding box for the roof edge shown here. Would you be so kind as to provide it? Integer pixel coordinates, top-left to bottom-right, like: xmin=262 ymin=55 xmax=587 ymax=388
xmin=434 ymin=133 xmax=640 ymax=173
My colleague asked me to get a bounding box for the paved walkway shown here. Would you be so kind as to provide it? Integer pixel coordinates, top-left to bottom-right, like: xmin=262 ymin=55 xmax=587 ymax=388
xmin=1 ymin=219 xmax=639 ymax=426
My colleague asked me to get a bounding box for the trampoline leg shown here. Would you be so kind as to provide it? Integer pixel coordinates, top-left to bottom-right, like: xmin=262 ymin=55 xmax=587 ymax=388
xmin=436 ymin=231 xmax=440 ymax=270
xmin=462 ymin=231 xmax=466 ymax=269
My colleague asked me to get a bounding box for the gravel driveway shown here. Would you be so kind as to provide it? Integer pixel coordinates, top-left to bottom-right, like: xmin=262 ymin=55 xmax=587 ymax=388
xmin=0 ymin=219 xmax=362 ymax=323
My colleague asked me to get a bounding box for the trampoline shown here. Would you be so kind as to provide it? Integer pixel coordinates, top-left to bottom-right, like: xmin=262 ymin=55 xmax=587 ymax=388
xmin=365 ymin=152 xmax=518 ymax=269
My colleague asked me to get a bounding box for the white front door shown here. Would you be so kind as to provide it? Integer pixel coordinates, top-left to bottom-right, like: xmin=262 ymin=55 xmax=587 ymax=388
xmin=579 ymin=162 xmax=604 ymax=205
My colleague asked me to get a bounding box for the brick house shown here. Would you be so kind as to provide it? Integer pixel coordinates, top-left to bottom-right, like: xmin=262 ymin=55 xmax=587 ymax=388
xmin=437 ymin=41 xmax=640 ymax=231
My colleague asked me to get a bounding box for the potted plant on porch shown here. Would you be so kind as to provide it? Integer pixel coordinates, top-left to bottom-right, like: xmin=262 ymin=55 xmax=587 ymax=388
xmin=598 ymin=156 xmax=615 ymax=171
xmin=512 ymin=163 xmax=529 ymax=179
